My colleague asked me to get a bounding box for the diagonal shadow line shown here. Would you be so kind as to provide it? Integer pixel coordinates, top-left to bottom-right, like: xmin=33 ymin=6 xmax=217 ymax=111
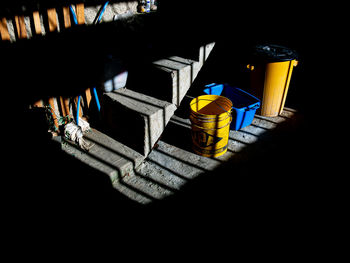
xmin=228 ymin=136 xmax=249 ymax=145
xmin=112 ymin=89 xmax=166 ymax=110
xmin=282 ymin=108 xmax=298 ymax=115
xmin=118 ymin=179 xmax=159 ymax=202
xmin=226 ymin=147 xmax=240 ymax=154
xmin=134 ymin=170 xmax=179 ymax=193
xmin=250 ymin=123 xmax=271 ymax=131
xmin=277 ymin=114 xmax=293 ymax=120
xmin=112 ymin=90 xmax=168 ymax=121
xmin=152 ymin=62 xmax=182 ymax=72
xmin=167 ymin=57 xmax=193 ymax=65
xmin=202 ymin=44 xmax=206 ymax=65
xmin=169 ymin=118 xmax=191 ymax=129
xmin=83 ymin=135 xmax=138 ymax=166
xmin=253 ymin=115 xmax=281 ymax=124
xmin=146 ymin=158 xmax=190 ymax=181
xmin=237 ymin=129 xmax=259 ymax=137
xmin=63 ymin=137 xmax=123 ymax=174
xmin=48 ymin=15 xmax=58 ymax=32
xmin=170 ymin=115 xmax=192 ymax=125
xmin=278 ymin=111 xmax=299 ymax=121
xmin=62 ymin=137 xmax=157 ymax=202
xmin=154 ymin=147 xmax=214 ymax=171
xmin=12 ymin=16 xmax=20 ymax=40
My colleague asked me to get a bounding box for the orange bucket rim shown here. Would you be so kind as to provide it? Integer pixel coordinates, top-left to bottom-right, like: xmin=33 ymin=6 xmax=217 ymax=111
xmin=190 ymin=95 xmax=233 ymax=118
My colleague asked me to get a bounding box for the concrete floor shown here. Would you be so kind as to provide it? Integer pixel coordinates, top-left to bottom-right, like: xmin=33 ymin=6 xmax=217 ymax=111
xmin=115 ymin=105 xmax=303 ymax=205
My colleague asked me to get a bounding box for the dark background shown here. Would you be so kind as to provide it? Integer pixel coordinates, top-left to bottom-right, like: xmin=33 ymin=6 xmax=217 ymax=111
xmin=1 ymin=0 xmax=340 ymax=250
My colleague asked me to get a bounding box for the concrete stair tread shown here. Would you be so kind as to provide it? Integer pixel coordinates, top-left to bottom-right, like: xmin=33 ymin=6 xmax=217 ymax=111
xmin=153 ymin=56 xmax=195 ymax=70
xmin=60 ymin=128 xmax=145 ymax=181
xmin=84 ymin=128 xmax=144 ymax=168
xmin=127 ymin=42 xmax=215 ymax=106
xmin=167 ymin=56 xmax=197 ymax=65
xmin=57 ymin=42 xmax=216 ymax=182
xmin=106 ymin=88 xmax=174 ymax=116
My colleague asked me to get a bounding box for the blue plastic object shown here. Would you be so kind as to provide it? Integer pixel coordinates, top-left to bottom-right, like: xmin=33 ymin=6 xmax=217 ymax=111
xmin=203 ymin=83 xmax=260 ymax=130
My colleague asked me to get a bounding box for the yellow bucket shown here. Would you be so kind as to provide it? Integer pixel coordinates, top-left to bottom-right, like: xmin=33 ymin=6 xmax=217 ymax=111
xmin=248 ymin=44 xmax=298 ymax=117
xmin=190 ymin=95 xmax=232 ymax=157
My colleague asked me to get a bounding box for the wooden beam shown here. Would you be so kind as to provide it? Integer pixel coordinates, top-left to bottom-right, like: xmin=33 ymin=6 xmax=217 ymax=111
xmin=82 ymin=87 xmax=93 ymax=115
xmin=14 ymin=16 xmax=27 ymax=39
xmin=0 ymin=17 xmax=11 ymax=41
xmin=62 ymin=6 xmax=71 ymax=28
xmin=47 ymin=8 xmax=58 ymax=32
xmin=85 ymin=88 xmax=92 ymax=109
xmin=32 ymin=11 xmax=42 ymax=35
xmin=76 ymin=3 xmax=85 ymax=25
xmin=59 ymin=96 xmax=71 ymax=118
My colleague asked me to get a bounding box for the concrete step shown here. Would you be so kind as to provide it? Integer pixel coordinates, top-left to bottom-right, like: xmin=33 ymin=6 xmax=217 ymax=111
xmin=59 ymin=128 xmax=145 ymax=182
xmin=93 ymin=43 xmax=215 ymax=166
xmin=151 ymin=42 xmax=215 ymax=106
xmin=102 ymin=88 xmax=177 ymax=156
xmin=152 ymin=56 xmax=199 ymax=106
xmin=127 ymin=42 xmax=215 ymax=106
xmin=55 ymin=42 xmax=215 ymax=189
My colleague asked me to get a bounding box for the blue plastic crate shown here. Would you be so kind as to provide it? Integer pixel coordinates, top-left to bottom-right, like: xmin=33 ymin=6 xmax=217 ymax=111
xmin=203 ymin=83 xmax=260 ymax=130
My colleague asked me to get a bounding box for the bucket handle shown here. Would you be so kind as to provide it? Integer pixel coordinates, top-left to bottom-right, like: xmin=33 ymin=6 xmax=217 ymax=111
xmin=247 ymin=103 xmax=260 ymax=110
xmin=204 ymin=83 xmax=219 ymax=88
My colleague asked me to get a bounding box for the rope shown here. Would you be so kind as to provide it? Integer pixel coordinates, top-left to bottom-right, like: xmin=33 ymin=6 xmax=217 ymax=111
xmin=64 ymin=118 xmax=93 ymax=151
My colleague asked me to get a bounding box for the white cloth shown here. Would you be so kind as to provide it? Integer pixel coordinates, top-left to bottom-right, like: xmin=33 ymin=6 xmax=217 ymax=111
xmin=64 ymin=118 xmax=93 ymax=151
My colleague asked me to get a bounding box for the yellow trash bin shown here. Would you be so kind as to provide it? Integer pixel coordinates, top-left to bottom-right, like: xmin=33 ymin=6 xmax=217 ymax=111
xmin=248 ymin=44 xmax=298 ymax=117
xmin=190 ymin=95 xmax=232 ymax=158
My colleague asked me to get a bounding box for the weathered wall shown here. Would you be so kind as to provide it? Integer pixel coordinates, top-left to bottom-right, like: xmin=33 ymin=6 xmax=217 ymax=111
xmin=2 ymin=1 xmax=138 ymax=41
xmin=84 ymin=1 xmax=138 ymax=24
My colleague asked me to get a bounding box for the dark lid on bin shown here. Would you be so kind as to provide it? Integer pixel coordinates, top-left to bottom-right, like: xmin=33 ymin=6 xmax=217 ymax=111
xmin=251 ymin=44 xmax=298 ymax=62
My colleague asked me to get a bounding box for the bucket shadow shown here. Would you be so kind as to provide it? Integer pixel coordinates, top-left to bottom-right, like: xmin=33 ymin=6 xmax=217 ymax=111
xmin=160 ymin=119 xmax=193 ymax=154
